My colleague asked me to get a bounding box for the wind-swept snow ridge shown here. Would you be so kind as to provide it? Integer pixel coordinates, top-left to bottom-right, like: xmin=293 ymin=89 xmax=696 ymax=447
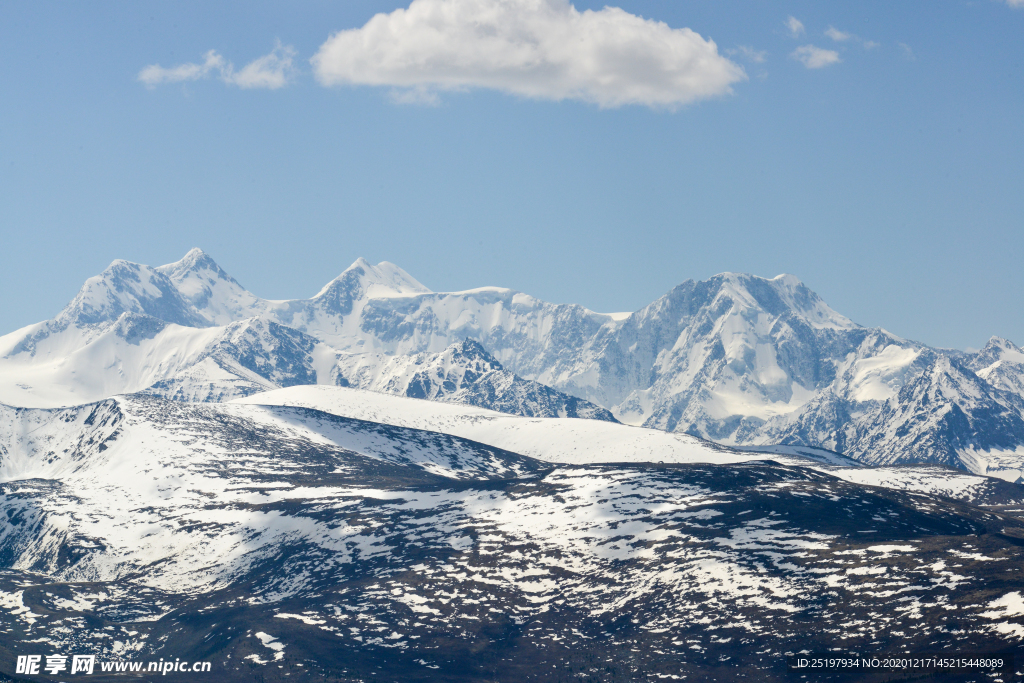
xmin=235 ymin=386 xmax=1024 ymax=508
xmin=232 ymin=385 xmax=822 ymax=468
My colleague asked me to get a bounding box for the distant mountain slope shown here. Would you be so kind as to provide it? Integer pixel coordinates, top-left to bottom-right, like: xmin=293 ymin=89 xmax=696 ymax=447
xmin=2 ymin=249 xmax=1024 ymax=476
xmin=0 ymin=255 xmax=607 ymax=421
xmin=0 ymin=313 xmax=346 ymax=407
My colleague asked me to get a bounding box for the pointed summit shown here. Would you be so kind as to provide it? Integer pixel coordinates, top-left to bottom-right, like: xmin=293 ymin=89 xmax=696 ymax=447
xmin=176 ymin=247 xmax=210 ymax=265
xmin=315 ymin=258 xmax=431 ymax=300
xmin=311 ymin=259 xmax=431 ymax=317
xmin=157 ymin=248 xmax=237 ymax=285
xmin=156 ymin=249 xmax=267 ymax=326
xmin=704 ymin=272 xmax=857 ymax=331
xmin=969 ymin=336 xmax=1024 ymax=398
xmin=978 ymin=336 xmax=1024 ymax=361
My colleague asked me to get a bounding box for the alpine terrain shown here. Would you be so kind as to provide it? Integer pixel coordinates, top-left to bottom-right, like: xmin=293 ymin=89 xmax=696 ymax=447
xmin=2 ymin=251 xmax=1024 ymax=682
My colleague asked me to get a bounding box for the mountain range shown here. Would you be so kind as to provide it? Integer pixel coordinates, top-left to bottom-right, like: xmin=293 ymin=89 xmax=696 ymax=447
xmin=2 ymin=248 xmax=1023 ymax=481
xmin=4 ymin=251 xmax=1024 ymax=681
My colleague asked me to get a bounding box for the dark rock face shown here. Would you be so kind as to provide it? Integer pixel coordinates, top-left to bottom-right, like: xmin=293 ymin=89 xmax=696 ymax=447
xmin=113 ymin=312 xmax=167 ymax=345
xmin=397 ymin=340 xmax=618 ymax=422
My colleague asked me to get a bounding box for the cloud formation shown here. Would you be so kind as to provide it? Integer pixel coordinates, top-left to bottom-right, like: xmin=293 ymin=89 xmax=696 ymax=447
xmin=228 ymin=44 xmax=296 ymax=88
xmin=727 ymin=46 xmax=767 ymax=64
xmin=1007 ymin=0 xmax=1024 ymax=7
xmin=786 ymin=16 xmax=805 ymax=38
xmin=824 ymin=26 xmax=851 ymax=42
xmin=310 ymin=0 xmax=746 ymax=109
xmin=791 ymin=45 xmax=841 ymax=69
xmin=139 ymin=43 xmax=296 ymax=89
xmin=825 ymin=25 xmax=879 ymax=50
xmin=138 ymin=50 xmax=226 ymax=86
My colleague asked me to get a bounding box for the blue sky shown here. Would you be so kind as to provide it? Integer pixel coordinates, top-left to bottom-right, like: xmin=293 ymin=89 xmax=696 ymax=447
xmin=1 ymin=0 xmax=1021 ymax=350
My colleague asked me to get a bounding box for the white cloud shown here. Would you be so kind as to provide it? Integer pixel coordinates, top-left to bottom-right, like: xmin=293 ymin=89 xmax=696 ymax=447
xmin=824 ymin=26 xmax=851 ymax=42
xmin=1006 ymin=0 xmax=1024 ymax=7
xmin=310 ymin=0 xmax=746 ymax=109
xmin=898 ymin=42 xmax=915 ymax=60
xmin=786 ymin=16 xmax=805 ymax=38
xmin=228 ymin=43 xmax=296 ymax=89
xmin=138 ymin=50 xmax=226 ymax=86
xmin=138 ymin=43 xmax=295 ymax=89
xmin=727 ymin=46 xmax=767 ymax=64
xmin=825 ymin=26 xmax=878 ymax=50
xmin=791 ymin=45 xmax=841 ymax=69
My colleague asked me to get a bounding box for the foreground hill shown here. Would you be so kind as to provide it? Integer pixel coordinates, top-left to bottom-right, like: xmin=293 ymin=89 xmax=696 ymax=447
xmin=2 ymin=390 xmax=1024 ymax=681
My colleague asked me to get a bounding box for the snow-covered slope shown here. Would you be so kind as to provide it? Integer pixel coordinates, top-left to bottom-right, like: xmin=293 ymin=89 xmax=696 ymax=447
xmin=234 ymin=385 xmax=1024 ymax=503
xmin=233 ymin=385 xmax=792 ymax=467
xmin=0 ymin=395 xmax=545 ymax=599
xmin=155 ymin=247 xmax=272 ymax=325
xmin=0 ymin=314 xmax=346 ymax=407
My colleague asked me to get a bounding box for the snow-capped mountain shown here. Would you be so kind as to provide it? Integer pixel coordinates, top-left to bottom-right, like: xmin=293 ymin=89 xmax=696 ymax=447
xmin=767 ymin=353 xmax=1024 ymax=482
xmin=2 ymin=249 xmax=1023 ymax=477
xmin=970 ymin=336 xmax=1024 ymax=397
xmin=0 ymin=253 xmax=602 ymax=421
xmin=3 ymin=389 xmax=1024 ymax=682
xmin=0 ymin=312 xmax=346 ymax=407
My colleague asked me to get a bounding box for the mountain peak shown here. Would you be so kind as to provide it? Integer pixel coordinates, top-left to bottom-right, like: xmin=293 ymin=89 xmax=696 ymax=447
xmin=155 ymin=249 xmax=266 ymax=326
xmin=701 ymin=272 xmax=857 ymax=331
xmin=157 ymin=248 xmax=231 ymax=281
xmin=983 ymin=336 xmax=1023 ymax=353
xmin=315 ymin=259 xmax=431 ymax=303
xmin=971 ymin=336 xmax=1024 ymax=371
xmin=181 ymin=246 xmax=209 ymax=263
